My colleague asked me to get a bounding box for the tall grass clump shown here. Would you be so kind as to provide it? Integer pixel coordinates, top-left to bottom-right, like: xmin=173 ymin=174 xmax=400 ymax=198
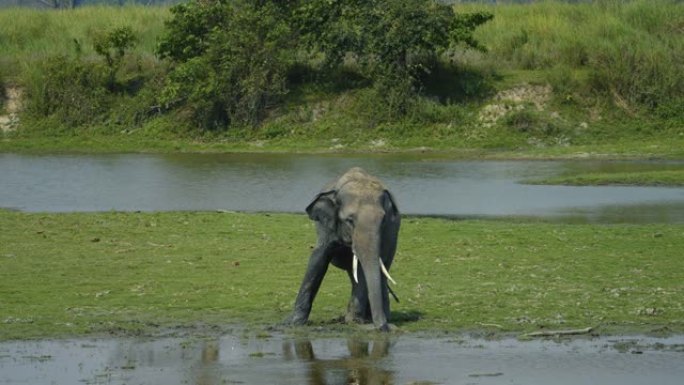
xmin=19 ymin=23 xmax=166 ymax=134
xmin=455 ymin=0 xmax=684 ymax=114
xmin=0 ymin=6 xmax=167 ymax=76
xmin=0 ymin=6 xmax=171 ymax=134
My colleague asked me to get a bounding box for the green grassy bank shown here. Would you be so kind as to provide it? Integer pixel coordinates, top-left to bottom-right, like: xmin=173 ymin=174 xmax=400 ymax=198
xmin=1 ymin=210 xmax=683 ymax=340
xmin=529 ymin=169 xmax=684 ymax=187
xmin=1 ymin=1 xmax=683 ymax=158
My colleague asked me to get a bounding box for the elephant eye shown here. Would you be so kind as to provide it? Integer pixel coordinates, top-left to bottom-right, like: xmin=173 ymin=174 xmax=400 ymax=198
xmin=344 ymin=217 xmax=355 ymax=226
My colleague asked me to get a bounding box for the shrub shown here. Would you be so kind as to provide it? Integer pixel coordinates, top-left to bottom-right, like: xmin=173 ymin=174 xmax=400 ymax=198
xmin=588 ymin=37 xmax=683 ymax=112
xmin=157 ymin=0 xmax=295 ymax=130
xmin=23 ymin=56 xmax=109 ymax=127
xmin=296 ymin=0 xmax=493 ymax=117
xmin=93 ymin=26 xmax=138 ymax=91
xmin=21 ymin=25 xmax=154 ymax=130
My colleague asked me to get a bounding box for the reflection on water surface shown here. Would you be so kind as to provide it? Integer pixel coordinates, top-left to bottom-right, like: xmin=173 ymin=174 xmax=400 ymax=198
xmin=2 ymin=334 xmax=684 ymax=385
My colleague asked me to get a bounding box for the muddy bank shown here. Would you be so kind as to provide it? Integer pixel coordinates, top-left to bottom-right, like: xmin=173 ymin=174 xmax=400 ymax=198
xmin=2 ymin=334 xmax=683 ymax=385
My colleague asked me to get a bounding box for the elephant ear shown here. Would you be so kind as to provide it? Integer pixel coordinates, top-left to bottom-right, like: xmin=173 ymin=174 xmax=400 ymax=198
xmin=382 ymin=190 xmax=399 ymax=217
xmin=305 ymin=190 xmax=338 ymax=229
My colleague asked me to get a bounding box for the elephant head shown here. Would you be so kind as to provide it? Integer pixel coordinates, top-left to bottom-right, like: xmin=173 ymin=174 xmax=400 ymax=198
xmin=286 ymin=167 xmax=400 ymax=331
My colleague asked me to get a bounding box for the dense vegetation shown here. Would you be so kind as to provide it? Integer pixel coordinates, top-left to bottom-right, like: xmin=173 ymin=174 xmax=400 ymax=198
xmin=0 ymin=0 xmax=682 ymax=155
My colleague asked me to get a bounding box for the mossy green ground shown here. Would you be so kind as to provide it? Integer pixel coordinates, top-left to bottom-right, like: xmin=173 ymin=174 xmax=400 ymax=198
xmin=525 ymin=160 xmax=684 ymax=186
xmin=529 ymin=169 xmax=684 ymax=187
xmin=2 ymin=210 xmax=682 ymax=340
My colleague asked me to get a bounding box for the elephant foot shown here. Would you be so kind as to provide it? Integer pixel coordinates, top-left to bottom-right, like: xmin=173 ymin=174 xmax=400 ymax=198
xmin=344 ymin=311 xmax=373 ymax=325
xmin=282 ymin=312 xmax=308 ymax=327
xmin=345 ymin=300 xmax=373 ymax=325
xmin=359 ymin=323 xmax=398 ymax=333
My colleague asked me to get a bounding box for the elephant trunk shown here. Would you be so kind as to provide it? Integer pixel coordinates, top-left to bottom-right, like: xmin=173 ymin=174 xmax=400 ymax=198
xmin=352 ymin=218 xmax=389 ymax=331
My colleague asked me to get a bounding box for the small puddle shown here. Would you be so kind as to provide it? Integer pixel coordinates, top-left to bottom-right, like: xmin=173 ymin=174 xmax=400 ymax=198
xmin=1 ymin=334 xmax=683 ymax=385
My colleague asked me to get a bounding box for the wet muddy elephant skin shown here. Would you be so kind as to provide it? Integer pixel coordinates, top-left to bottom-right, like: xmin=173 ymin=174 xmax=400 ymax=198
xmin=284 ymin=167 xmax=400 ymax=332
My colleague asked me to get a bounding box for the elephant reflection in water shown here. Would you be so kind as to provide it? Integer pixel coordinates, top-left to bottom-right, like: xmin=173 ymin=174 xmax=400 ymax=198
xmin=282 ymin=338 xmax=393 ymax=385
xmin=194 ymin=340 xmax=220 ymax=385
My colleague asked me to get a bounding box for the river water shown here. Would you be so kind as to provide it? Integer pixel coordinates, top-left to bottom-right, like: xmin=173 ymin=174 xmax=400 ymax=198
xmin=2 ymin=153 xmax=684 ymax=223
xmin=2 ymin=334 xmax=684 ymax=385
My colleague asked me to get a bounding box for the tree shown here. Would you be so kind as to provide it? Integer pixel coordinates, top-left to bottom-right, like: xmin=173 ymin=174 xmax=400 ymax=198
xmin=294 ymin=0 xmax=493 ymax=114
xmin=155 ymin=0 xmax=493 ymax=129
xmin=157 ymin=0 xmax=295 ymax=130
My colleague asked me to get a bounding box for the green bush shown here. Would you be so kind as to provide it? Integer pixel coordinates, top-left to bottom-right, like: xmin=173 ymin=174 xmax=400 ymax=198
xmin=23 ymin=56 xmax=109 ymax=128
xmin=21 ymin=25 xmax=157 ymax=131
xmin=93 ymin=26 xmax=138 ymax=91
xmin=296 ymin=0 xmax=492 ymax=117
xmin=154 ymin=0 xmax=492 ymax=130
xmin=157 ymin=0 xmax=295 ymax=130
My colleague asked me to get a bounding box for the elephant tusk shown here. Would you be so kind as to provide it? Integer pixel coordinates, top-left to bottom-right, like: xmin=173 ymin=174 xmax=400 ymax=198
xmin=379 ymin=258 xmax=396 ymax=285
xmin=353 ymin=254 xmax=396 ymax=285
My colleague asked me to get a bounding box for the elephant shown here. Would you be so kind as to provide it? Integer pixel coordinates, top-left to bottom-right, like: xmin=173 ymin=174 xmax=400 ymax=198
xmin=284 ymin=167 xmax=400 ymax=331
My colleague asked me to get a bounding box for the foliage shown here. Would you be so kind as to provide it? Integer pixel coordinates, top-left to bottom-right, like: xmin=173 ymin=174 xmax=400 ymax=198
xmin=588 ymin=37 xmax=683 ymax=113
xmin=154 ymin=0 xmax=492 ymax=129
xmin=21 ymin=25 xmax=154 ymax=130
xmin=2 ymin=2 xmax=683 ymax=152
xmin=23 ymin=55 xmax=109 ymax=127
xmin=156 ymin=0 xmax=230 ymax=62
xmin=295 ymin=0 xmax=492 ymax=117
xmin=157 ymin=0 xmax=295 ymax=130
xmin=459 ymin=0 xmax=684 ymax=113
xmin=93 ymin=26 xmax=137 ymax=90
xmin=0 ymin=6 xmax=165 ymax=70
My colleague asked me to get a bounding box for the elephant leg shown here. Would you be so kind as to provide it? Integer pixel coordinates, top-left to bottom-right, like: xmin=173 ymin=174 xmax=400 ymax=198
xmin=287 ymin=243 xmax=335 ymax=325
xmin=345 ymin=266 xmax=371 ymax=324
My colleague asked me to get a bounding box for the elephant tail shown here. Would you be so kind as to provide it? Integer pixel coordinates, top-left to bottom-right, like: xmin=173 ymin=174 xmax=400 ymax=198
xmin=388 ymin=284 xmax=400 ymax=303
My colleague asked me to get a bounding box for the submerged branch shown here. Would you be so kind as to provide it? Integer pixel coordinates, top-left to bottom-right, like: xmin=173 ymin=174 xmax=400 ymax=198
xmin=522 ymin=327 xmax=594 ymax=338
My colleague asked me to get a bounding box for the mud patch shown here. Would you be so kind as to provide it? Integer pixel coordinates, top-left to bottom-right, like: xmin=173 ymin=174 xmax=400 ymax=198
xmin=0 ymin=85 xmax=22 ymax=133
xmin=1 ymin=334 xmax=683 ymax=385
xmin=478 ymin=83 xmax=552 ymax=128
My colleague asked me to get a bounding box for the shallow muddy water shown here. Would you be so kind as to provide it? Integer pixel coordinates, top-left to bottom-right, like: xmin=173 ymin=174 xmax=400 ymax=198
xmin=2 ymin=153 xmax=684 ymax=223
xmin=1 ymin=334 xmax=683 ymax=385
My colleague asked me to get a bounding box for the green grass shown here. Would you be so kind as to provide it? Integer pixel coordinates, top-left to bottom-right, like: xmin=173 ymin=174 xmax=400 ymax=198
xmin=455 ymin=0 xmax=684 ymax=113
xmin=528 ymin=169 xmax=684 ymax=186
xmin=3 ymin=125 xmax=684 ymax=160
xmin=0 ymin=5 xmax=167 ymax=77
xmin=2 ymin=210 xmax=683 ymax=340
